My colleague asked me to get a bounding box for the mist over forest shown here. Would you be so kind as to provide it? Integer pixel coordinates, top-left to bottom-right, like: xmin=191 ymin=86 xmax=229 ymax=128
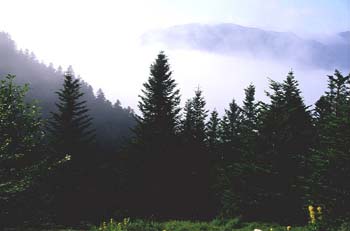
xmin=0 ymin=1 xmax=350 ymax=230
xmin=0 ymin=32 xmax=135 ymax=152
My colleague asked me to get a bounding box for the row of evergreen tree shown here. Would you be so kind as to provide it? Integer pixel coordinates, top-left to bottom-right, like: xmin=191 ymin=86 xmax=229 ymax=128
xmin=0 ymin=51 xmax=349 ymax=227
xmin=128 ymin=52 xmax=350 ymax=224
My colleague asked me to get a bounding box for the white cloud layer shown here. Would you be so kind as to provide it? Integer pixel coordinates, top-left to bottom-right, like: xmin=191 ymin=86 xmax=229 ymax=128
xmin=0 ymin=0 xmax=349 ymax=113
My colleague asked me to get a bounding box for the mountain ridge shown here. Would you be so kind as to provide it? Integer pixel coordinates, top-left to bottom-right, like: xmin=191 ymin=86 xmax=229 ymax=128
xmin=141 ymin=23 xmax=350 ymax=70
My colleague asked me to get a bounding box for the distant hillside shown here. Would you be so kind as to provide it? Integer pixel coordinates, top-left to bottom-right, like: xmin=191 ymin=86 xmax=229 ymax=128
xmin=0 ymin=32 xmax=135 ymax=151
xmin=141 ymin=23 xmax=350 ymax=69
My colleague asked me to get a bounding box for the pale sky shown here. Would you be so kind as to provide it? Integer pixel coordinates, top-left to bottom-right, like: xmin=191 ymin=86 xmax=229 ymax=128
xmin=0 ymin=0 xmax=349 ymax=112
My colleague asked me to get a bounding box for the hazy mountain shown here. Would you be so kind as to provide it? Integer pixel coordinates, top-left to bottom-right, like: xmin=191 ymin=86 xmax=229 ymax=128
xmin=0 ymin=32 xmax=135 ymax=151
xmin=339 ymin=31 xmax=350 ymax=41
xmin=141 ymin=23 xmax=350 ymax=70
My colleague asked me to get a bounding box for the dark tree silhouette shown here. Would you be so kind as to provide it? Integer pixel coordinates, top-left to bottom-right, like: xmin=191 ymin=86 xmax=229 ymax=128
xmin=49 ymin=71 xmax=95 ymax=156
xmin=48 ymin=71 xmax=96 ymax=224
xmin=257 ymin=71 xmax=314 ymax=223
xmin=310 ymin=70 xmax=350 ymax=219
xmin=131 ymin=51 xmax=182 ymax=218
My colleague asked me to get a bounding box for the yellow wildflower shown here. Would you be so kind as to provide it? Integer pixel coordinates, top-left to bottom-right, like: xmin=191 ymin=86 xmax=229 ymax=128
xmin=308 ymin=205 xmax=314 ymax=212
xmin=287 ymin=225 xmax=292 ymax=230
xmin=308 ymin=205 xmax=316 ymax=224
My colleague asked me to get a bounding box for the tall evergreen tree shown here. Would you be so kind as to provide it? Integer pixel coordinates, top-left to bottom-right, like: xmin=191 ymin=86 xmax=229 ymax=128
xmin=311 ymin=70 xmax=350 ymax=219
xmin=180 ymin=88 xmax=212 ymax=217
xmin=241 ymin=84 xmax=259 ymax=159
xmin=236 ymin=84 xmax=262 ymax=218
xmin=132 ymin=51 xmax=182 ymax=217
xmin=182 ymin=88 xmax=208 ymax=145
xmin=135 ymin=51 xmax=181 ymax=145
xmin=220 ymin=99 xmax=242 ymax=162
xmin=182 ymin=99 xmax=195 ymax=144
xmin=49 ymin=71 xmax=95 ymax=156
xmin=48 ymin=71 xmax=95 ymax=223
xmin=206 ymin=109 xmax=223 ymax=215
xmin=258 ymin=71 xmax=313 ymax=223
xmin=206 ymin=109 xmax=221 ymax=159
xmin=216 ymin=99 xmax=243 ymax=217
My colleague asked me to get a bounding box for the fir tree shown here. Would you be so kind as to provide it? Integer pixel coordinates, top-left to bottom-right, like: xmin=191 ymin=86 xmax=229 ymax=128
xmin=180 ymin=88 xmax=212 ymax=217
xmin=206 ymin=109 xmax=221 ymax=159
xmin=182 ymin=87 xmax=208 ymax=145
xmin=136 ymin=51 xmax=181 ymax=145
xmin=241 ymin=84 xmax=259 ymax=157
xmin=182 ymin=99 xmax=195 ymax=144
xmin=48 ymin=70 xmax=96 ymax=223
xmin=132 ymin=51 xmax=182 ymax=217
xmin=49 ymin=71 xmax=95 ymax=156
xmin=311 ymin=70 xmax=350 ymax=219
xmin=258 ymin=71 xmax=313 ymax=223
xmin=216 ymin=99 xmax=243 ymax=217
xmin=237 ymin=84 xmax=261 ymax=217
xmin=220 ymin=99 xmax=242 ymax=161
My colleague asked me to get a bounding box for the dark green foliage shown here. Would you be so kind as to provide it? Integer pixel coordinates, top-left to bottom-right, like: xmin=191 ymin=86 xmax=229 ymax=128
xmin=216 ymin=99 xmax=243 ymax=217
xmin=182 ymin=88 xmax=208 ymax=145
xmin=206 ymin=109 xmax=221 ymax=159
xmin=220 ymin=99 xmax=242 ymax=161
xmin=47 ymin=71 xmax=97 ymax=224
xmin=234 ymin=84 xmax=261 ymax=218
xmin=215 ymin=85 xmax=262 ymax=219
xmin=49 ymin=71 xmax=95 ymax=155
xmin=310 ymin=70 xmax=350 ymax=219
xmin=257 ymin=71 xmax=314 ymax=223
xmin=0 ymin=74 xmax=44 ymax=201
xmin=131 ymin=51 xmax=183 ymax=217
xmin=180 ymin=88 xmax=212 ymax=218
xmin=0 ymin=75 xmax=58 ymax=226
xmin=1 ymin=31 xmax=350 ymax=226
xmin=136 ymin=51 xmax=181 ymax=139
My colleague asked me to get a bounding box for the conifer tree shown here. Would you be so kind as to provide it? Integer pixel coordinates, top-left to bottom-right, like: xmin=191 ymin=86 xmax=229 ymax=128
xmin=311 ymin=70 xmax=350 ymax=219
xmin=237 ymin=84 xmax=261 ymax=217
xmin=182 ymin=99 xmax=195 ymax=144
xmin=220 ymin=99 xmax=242 ymax=161
xmin=49 ymin=71 xmax=95 ymax=157
xmin=182 ymin=88 xmax=208 ymax=145
xmin=206 ymin=109 xmax=221 ymax=159
xmin=132 ymin=51 xmax=182 ymax=217
xmin=241 ymin=84 xmax=259 ymax=158
xmin=216 ymin=99 xmax=243 ymax=217
xmin=48 ymin=70 xmax=96 ymax=223
xmin=136 ymin=51 xmax=181 ymax=146
xmin=180 ymin=88 xmax=211 ymax=217
xmin=258 ymin=71 xmax=313 ymax=223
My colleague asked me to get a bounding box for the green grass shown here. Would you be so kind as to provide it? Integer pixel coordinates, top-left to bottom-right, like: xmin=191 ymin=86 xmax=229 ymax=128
xmin=7 ymin=218 xmax=350 ymax=231
xmin=88 ymin=218 xmax=321 ymax=231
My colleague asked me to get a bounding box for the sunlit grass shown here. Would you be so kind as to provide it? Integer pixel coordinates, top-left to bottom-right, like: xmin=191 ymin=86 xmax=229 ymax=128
xmin=89 ymin=218 xmax=314 ymax=231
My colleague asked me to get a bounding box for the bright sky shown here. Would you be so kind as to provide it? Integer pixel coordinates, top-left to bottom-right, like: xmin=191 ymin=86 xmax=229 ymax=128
xmin=0 ymin=0 xmax=349 ymax=112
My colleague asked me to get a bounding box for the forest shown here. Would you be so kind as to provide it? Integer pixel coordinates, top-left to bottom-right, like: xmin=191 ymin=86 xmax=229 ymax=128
xmin=0 ymin=32 xmax=350 ymax=231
